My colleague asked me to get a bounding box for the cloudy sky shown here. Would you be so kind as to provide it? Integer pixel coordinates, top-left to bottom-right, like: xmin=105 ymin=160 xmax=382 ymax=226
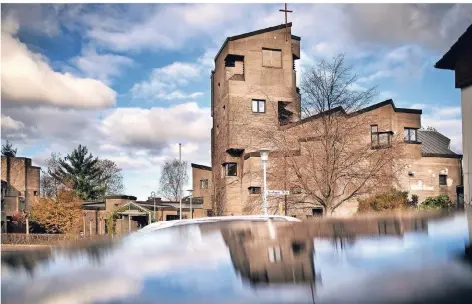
xmin=1 ymin=3 xmax=471 ymax=200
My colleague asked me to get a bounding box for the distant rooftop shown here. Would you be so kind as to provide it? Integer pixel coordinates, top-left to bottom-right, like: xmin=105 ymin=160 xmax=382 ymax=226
xmin=418 ymin=130 xmax=461 ymax=158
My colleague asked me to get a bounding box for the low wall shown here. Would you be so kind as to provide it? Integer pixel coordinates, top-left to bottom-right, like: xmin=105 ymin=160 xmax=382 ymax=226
xmin=1 ymin=233 xmax=111 ymax=246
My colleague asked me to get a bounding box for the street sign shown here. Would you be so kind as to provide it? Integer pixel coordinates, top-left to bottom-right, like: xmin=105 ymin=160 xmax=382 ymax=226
xmin=267 ymin=190 xmax=290 ymax=195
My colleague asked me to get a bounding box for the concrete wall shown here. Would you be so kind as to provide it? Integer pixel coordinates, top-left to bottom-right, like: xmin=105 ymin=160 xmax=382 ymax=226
xmin=1 ymin=156 xmax=40 ymax=212
xmin=463 ymin=85 xmax=472 ymax=206
xmin=192 ymin=166 xmax=212 ymax=212
xmin=400 ymin=156 xmax=462 ymax=203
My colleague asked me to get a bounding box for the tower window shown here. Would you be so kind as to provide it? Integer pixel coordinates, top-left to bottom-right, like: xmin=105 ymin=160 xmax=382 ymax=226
xmin=439 ymin=174 xmax=447 ymax=185
xmin=200 ymin=179 xmax=209 ymax=189
xmin=262 ymin=48 xmax=282 ymax=68
xmin=404 ymin=128 xmax=418 ymax=142
xmin=252 ymin=99 xmax=265 ymax=113
xmin=224 ymin=163 xmax=237 ymax=176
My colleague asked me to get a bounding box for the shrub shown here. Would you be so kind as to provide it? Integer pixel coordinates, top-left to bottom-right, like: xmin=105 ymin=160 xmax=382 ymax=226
xmin=357 ymin=188 xmax=409 ymax=213
xmin=418 ymin=195 xmax=453 ymax=210
xmin=408 ymin=194 xmax=419 ymax=208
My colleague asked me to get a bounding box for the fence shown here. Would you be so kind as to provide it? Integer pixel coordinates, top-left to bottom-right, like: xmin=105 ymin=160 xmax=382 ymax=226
xmin=1 ymin=233 xmax=112 ymax=246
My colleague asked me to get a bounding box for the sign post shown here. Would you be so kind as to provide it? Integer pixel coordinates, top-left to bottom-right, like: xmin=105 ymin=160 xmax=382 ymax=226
xmin=267 ymin=190 xmax=290 ymax=196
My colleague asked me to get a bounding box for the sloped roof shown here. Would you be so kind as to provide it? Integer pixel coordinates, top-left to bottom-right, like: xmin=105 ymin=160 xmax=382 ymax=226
xmin=418 ymin=130 xmax=461 ymax=158
xmin=215 ymin=23 xmax=299 ymax=62
xmin=435 ymin=23 xmax=472 ymax=70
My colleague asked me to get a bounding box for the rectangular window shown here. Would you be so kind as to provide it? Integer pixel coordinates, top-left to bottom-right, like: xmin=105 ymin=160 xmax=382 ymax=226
xmin=439 ymin=174 xmax=447 ymax=185
xmin=312 ymin=208 xmax=323 ymax=217
xmin=248 ymin=186 xmax=261 ymax=194
xmin=200 ymin=179 xmax=209 ymax=189
xmin=262 ymin=48 xmax=282 ymax=68
xmin=252 ymin=99 xmax=265 ymax=113
xmin=371 ymin=125 xmax=379 ymax=147
xmin=404 ymin=128 xmax=418 ymax=142
xmin=33 ymin=191 xmax=38 ymax=196
xmin=371 ymin=125 xmax=392 ymax=148
xmin=225 ymin=163 xmax=237 ymax=176
xmin=268 ymin=246 xmax=282 ymax=263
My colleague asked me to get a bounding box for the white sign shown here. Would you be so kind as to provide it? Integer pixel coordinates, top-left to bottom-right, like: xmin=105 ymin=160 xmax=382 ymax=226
xmin=267 ymin=190 xmax=290 ymax=195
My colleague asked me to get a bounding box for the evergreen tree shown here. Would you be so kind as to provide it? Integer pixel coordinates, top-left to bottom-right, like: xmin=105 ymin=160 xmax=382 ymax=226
xmin=50 ymin=145 xmax=106 ymax=200
xmin=1 ymin=140 xmax=17 ymax=157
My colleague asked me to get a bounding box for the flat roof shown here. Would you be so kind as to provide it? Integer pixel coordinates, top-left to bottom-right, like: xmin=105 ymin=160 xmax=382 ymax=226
xmin=191 ymin=163 xmax=212 ymax=171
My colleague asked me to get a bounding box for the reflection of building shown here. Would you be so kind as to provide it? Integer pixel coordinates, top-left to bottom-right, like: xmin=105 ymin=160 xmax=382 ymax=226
xmin=191 ymin=22 xmax=463 ymax=218
xmin=1 ymin=156 xmax=40 ymax=229
xmin=435 ymin=24 xmax=472 ymax=208
xmin=221 ymin=225 xmax=315 ymax=286
xmin=220 ymin=215 xmax=431 ymax=284
xmin=81 ymin=195 xmax=205 ymax=235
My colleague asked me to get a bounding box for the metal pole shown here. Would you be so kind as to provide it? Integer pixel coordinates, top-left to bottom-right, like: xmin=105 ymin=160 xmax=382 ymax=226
xmin=263 ymin=159 xmax=268 ymax=216
xmin=190 ymin=191 xmax=193 ymax=219
xmin=179 ymin=143 xmax=182 ymax=220
xmin=128 ymin=215 xmax=131 ymax=233
xmin=151 ymin=191 xmax=156 ymax=221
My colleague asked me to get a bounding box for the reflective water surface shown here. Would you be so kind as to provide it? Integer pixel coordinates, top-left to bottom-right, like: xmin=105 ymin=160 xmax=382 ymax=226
xmin=2 ymin=211 xmax=472 ymax=304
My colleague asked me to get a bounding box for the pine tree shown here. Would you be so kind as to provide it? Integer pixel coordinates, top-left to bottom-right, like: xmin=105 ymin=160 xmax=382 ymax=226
xmin=50 ymin=145 xmax=106 ymax=200
xmin=1 ymin=140 xmax=17 ymax=157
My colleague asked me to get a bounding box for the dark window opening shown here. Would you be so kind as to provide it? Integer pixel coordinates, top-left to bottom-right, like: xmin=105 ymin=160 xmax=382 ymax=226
xmin=312 ymin=208 xmax=323 ymax=217
xmin=404 ymin=128 xmax=418 ymax=142
xmin=439 ymin=174 xmax=447 ymax=185
xmin=225 ymin=54 xmax=245 ymax=81
xmin=33 ymin=191 xmax=38 ymax=196
xmin=278 ymin=101 xmax=293 ymax=125
xmin=292 ymin=241 xmax=306 ymax=255
xmin=248 ymin=186 xmax=261 ymax=194
xmin=224 ymin=163 xmax=237 ymax=176
xmin=252 ymin=99 xmax=265 ymax=113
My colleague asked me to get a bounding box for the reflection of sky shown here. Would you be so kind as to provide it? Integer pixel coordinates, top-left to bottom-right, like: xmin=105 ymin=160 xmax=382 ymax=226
xmin=2 ymin=213 xmax=471 ymax=304
xmin=313 ymin=213 xmax=472 ymax=303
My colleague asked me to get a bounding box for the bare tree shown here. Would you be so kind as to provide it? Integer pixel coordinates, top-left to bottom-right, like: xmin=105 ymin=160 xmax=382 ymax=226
xmin=244 ymin=55 xmax=407 ymax=216
xmin=41 ymin=152 xmax=63 ymax=199
xmin=97 ymin=159 xmax=125 ymax=196
xmin=159 ymin=159 xmax=188 ymax=201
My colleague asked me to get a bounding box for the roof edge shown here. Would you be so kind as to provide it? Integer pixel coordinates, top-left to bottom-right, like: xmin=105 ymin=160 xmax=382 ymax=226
xmin=215 ymin=23 xmax=293 ymax=62
xmin=191 ymin=163 xmax=212 ymax=171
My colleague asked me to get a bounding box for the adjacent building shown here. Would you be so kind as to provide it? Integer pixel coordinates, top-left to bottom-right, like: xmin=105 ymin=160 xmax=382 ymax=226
xmin=191 ymin=23 xmax=463 ymax=218
xmin=435 ymin=23 xmax=472 ymax=208
xmin=1 ymin=155 xmax=40 ymax=229
xmin=81 ymin=195 xmax=204 ymax=235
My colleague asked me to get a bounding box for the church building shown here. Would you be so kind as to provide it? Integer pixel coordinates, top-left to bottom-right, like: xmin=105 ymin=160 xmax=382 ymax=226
xmin=190 ymin=23 xmax=463 ymax=218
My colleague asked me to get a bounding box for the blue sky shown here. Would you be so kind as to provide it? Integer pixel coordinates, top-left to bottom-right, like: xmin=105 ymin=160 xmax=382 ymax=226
xmin=1 ymin=4 xmax=471 ymax=200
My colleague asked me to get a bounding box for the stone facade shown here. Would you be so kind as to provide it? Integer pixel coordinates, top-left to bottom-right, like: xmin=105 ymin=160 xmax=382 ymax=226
xmin=192 ymin=23 xmax=464 ymax=219
xmin=1 ymin=156 xmax=40 ymax=216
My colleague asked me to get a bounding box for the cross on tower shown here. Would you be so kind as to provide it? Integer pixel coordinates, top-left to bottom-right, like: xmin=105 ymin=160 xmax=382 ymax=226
xmin=279 ymin=3 xmax=293 ymax=41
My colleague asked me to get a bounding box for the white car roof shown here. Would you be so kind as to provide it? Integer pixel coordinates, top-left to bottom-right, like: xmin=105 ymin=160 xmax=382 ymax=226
xmin=138 ymin=215 xmax=300 ymax=233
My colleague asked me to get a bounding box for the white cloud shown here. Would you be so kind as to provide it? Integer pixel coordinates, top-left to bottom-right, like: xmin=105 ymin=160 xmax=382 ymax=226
xmin=1 ymin=115 xmax=25 ymax=131
xmin=131 ymin=62 xmax=204 ymax=101
xmin=100 ymin=102 xmax=211 ymax=149
xmin=1 ymin=17 xmax=116 ymax=109
xmin=70 ymin=47 xmax=134 ymax=83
